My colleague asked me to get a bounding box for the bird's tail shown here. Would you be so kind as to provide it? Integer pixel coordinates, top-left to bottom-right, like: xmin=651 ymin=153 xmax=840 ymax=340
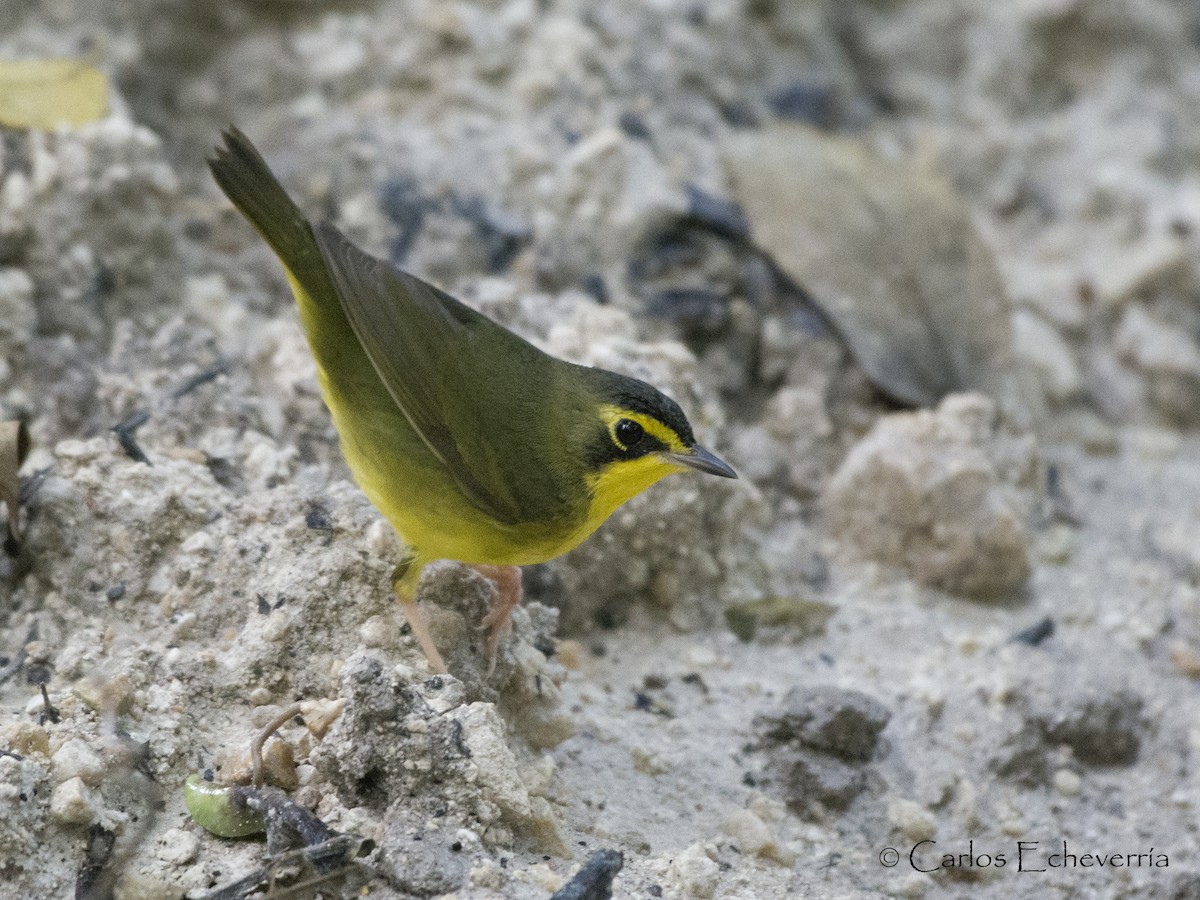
xmin=208 ymin=128 xmax=351 ymax=363
xmin=208 ymin=127 xmax=318 ymax=268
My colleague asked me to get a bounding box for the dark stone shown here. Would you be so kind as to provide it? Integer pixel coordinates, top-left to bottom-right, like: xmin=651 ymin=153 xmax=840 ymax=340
xmin=581 ymin=273 xmax=609 ymax=304
xmin=767 ymin=82 xmax=835 ymax=129
xmin=1011 ymin=617 xmax=1054 ymax=646
xmin=550 ymin=849 xmax=624 ymax=900
xmin=990 ymin=723 xmax=1049 ymax=787
xmin=626 ymin=230 xmax=706 ymax=282
xmin=1044 ymin=689 xmax=1143 ymax=765
xmin=305 ymin=504 xmax=332 ymax=531
xmin=379 ymin=174 xmax=428 ymax=264
xmin=721 ymin=99 xmax=760 ymax=128
xmin=618 ymin=111 xmax=651 ymax=141
xmin=205 ymin=455 xmax=242 ymax=492
xmin=757 ymin=686 xmax=891 ymax=762
xmin=781 ymin=748 xmax=867 ymax=812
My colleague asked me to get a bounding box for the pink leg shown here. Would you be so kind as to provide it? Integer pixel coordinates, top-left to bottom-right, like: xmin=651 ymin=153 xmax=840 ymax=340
xmin=394 ymin=559 xmax=447 ymax=674
xmin=472 ymin=565 xmax=522 ymax=674
xmin=399 ymin=598 xmax=448 ymax=675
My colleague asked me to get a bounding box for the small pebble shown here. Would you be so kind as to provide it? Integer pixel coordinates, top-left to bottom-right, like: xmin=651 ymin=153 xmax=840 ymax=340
xmin=517 ymin=862 xmax=563 ymax=893
xmin=359 ymin=614 xmax=400 ymax=649
xmin=1038 ymin=525 xmax=1076 ymax=564
xmin=49 ymin=777 xmax=97 ymax=825
xmin=1000 ymin=819 xmax=1027 ymax=837
xmin=470 ymin=862 xmax=506 ymax=889
xmin=685 ymin=645 xmax=719 ymax=669
xmin=5 ymin=723 xmax=49 ymax=756
xmin=259 ymin=740 xmax=299 ymax=791
xmin=1053 ymin=768 xmax=1082 ymax=797
xmin=51 ymin=738 xmax=106 ymax=787
xmin=887 ymin=797 xmax=936 ymax=842
xmin=247 ymin=687 xmax=272 ymax=706
xmin=556 ymin=639 xmax=584 ymax=670
xmin=366 ymin=518 xmax=399 ymax=555
xmin=156 ymin=828 xmax=201 ymax=866
xmin=668 ymin=844 xmax=719 ymax=899
xmin=955 ymin=633 xmax=982 ymax=656
xmin=720 ymin=809 xmax=795 ymax=865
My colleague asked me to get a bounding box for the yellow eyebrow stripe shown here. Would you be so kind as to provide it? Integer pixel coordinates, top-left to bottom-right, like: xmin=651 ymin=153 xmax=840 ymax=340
xmin=598 ymin=405 xmax=687 ymax=453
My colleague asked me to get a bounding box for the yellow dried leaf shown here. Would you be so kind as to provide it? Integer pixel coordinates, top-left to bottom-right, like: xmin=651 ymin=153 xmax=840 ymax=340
xmin=0 ymin=59 xmax=108 ymax=130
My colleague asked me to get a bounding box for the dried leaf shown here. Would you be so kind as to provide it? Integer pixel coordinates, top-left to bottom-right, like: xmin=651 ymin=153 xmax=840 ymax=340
xmin=0 ymin=59 xmax=108 ymax=130
xmin=0 ymin=420 xmax=29 ymax=550
xmin=724 ymin=124 xmax=1033 ymax=421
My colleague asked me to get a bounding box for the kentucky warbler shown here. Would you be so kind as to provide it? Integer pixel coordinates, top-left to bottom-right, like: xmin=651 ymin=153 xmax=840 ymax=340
xmin=209 ymin=128 xmax=736 ymax=674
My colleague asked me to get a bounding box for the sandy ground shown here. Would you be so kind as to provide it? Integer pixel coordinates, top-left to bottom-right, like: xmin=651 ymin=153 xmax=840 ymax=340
xmin=5 ymin=1 xmax=1200 ymax=898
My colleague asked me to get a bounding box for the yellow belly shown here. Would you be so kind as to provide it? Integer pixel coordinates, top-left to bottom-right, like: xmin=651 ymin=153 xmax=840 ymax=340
xmin=293 ymin=276 xmax=679 ymax=569
xmin=327 ymin=378 xmax=590 ymax=567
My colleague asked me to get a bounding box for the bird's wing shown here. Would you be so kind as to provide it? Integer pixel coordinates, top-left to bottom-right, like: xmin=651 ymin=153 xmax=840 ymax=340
xmin=314 ymin=221 xmax=557 ymax=526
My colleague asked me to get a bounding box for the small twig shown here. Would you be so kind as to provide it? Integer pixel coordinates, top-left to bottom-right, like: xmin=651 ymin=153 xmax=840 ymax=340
xmin=195 ymin=835 xmax=370 ymax=900
xmin=250 ymin=703 xmax=302 ymax=789
xmin=111 ymin=409 xmax=151 ymax=464
xmin=111 ymin=360 xmax=228 ymax=464
xmin=39 ymin=683 xmax=60 ymax=724
xmin=170 ymin=362 xmax=228 ymax=400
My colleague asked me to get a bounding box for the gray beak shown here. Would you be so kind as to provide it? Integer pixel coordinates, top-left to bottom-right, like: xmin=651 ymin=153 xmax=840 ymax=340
xmin=662 ymin=444 xmax=738 ymax=479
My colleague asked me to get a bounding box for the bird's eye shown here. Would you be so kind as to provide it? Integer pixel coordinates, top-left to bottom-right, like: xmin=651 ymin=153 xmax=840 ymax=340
xmin=615 ymin=418 xmax=644 ymax=448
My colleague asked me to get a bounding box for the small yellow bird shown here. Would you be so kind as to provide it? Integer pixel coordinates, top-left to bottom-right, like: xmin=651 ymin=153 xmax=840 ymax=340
xmin=209 ymin=129 xmax=736 ymax=673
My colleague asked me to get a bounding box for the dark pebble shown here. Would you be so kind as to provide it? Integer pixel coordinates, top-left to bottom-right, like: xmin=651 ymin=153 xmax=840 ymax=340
xmin=782 ymin=748 xmax=867 ymax=812
xmin=756 ymin=686 xmax=892 ymax=762
xmin=550 ymin=849 xmax=624 ymax=900
xmin=618 ymin=111 xmax=652 ymax=141
xmin=379 ymin=174 xmax=428 ymax=264
xmin=767 ymin=82 xmax=835 ymax=128
xmin=1011 ymin=617 xmax=1054 ymax=646
xmin=1045 ymin=689 xmax=1143 ymax=765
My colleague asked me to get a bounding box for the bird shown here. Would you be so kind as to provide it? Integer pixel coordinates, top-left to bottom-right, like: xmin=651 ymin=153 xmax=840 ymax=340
xmin=208 ymin=128 xmax=737 ymax=674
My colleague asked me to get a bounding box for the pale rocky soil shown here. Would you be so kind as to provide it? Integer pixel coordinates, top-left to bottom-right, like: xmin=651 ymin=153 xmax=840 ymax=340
xmin=4 ymin=1 xmax=1200 ymax=898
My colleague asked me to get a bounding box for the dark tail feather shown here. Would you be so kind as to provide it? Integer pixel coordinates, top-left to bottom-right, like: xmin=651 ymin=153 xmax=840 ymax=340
xmin=209 ymin=128 xmax=357 ymax=365
xmin=208 ymin=127 xmax=319 ymax=270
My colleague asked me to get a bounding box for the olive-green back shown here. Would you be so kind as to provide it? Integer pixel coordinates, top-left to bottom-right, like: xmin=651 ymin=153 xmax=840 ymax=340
xmin=314 ymin=223 xmax=590 ymax=526
xmin=210 ymin=129 xmax=592 ymax=527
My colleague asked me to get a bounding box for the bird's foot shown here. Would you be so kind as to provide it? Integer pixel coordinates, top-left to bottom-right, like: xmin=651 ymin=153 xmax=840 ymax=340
xmin=471 ymin=564 xmax=523 ymax=675
xmin=398 ymin=597 xmax=448 ymax=675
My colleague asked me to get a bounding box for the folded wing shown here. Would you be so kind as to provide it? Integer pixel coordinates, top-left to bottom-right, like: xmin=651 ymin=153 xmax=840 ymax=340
xmin=314 ymin=222 xmax=561 ymax=526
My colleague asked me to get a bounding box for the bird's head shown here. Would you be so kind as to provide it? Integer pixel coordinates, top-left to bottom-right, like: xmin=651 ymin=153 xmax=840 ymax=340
xmin=576 ymin=369 xmax=736 ymax=524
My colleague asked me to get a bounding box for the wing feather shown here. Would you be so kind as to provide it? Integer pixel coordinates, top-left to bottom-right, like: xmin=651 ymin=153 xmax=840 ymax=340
xmin=313 ymin=221 xmax=557 ymax=525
